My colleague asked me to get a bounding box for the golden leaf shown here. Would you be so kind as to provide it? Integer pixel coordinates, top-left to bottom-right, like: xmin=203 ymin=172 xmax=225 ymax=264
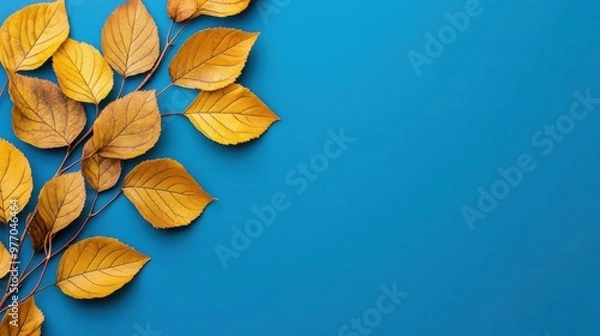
xmin=196 ymin=0 xmax=250 ymax=18
xmin=0 ymin=139 xmax=33 ymax=224
xmin=101 ymin=0 xmax=160 ymax=77
xmin=92 ymin=90 xmax=161 ymax=160
xmin=123 ymin=159 xmax=213 ymax=229
xmin=184 ymin=83 xmax=279 ymax=145
xmin=38 ymin=172 xmax=86 ymax=235
xmin=28 ymin=213 xmax=49 ymax=252
xmin=167 ymin=0 xmax=199 ymax=22
xmin=0 ymin=242 xmax=11 ymax=279
xmin=53 ymin=39 xmax=114 ymax=104
xmin=82 ymin=140 xmax=121 ymax=192
xmin=0 ymin=297 xmax=44 ymax=335
xmin=169 ymin=28 xmax=258 ymax=91
xmin=56 ymin=237 xmax=150 ymax=299
xmin=9 ymin=74 xmax=86 ymax=149
xmin=0 ymin=0 xmax=69 ymax=72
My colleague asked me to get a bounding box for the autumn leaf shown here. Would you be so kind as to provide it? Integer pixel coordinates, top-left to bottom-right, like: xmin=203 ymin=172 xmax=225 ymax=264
xmin=93 ymin=90 xmax=161 ymax=160
xmin=184 ymin=83 xmax=279 ymax=145
xmin=196 ymin=0 xmax=251 ymax=18
xmin=0 ymin=297 xmax=44 ymax=335
xmin=38 ymin=172 xmax=86 ymax=235
xmin=169 ymin=28 xmax=258 ymax=91
xmin=0 ymin=0 xmax=69 ymax=72
xmin=28 ymin=212 xmax=50 ymax=252
xmin=9 ymin=74 xmax=86 ymax=149
xmin=56 ymin=237 xmax=150 ymax=299
xmin=123 ymin=159 xmax=213 ymax=229
xmin=53 ymin=39 xmax=114 ymax=104
xmin=0 ymin=242 xmax=11 ymax=279
xmin=102 ymin=0 xmax=160 ymax=77
xmin=167 ymin=0 xmax=199 ymax=22
xmin=0 ymin=139 xmax=33 ymax=224
xmin=82 ymin=140 xmax=122 ymax=192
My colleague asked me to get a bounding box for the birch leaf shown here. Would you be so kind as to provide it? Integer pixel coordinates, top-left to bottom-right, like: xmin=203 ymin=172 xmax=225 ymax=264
xmin=102 ymin=0 xmax=160 ymax=77
xmin=82 ymin=140 xmax=121 ymax=192
xmin=184 ymin=83 xmax=279 ymax=145
xmin=93 ymin=91 xmax=161 ymax=160
xmin=0 ymin=297 xmax=44 ymax=335
xmin=53 ymin=39 xmax=114 ymax=104
xmin=196 ymin=0 xmax=251 ymax=18
xmin=0 ymin=242 xmax=11 ymax=279
xmin=123 ymin=159 xmax=213 ymax=229
xmin=169 ymin=28 xmax=258 ymax=91
xmin=56 ymin=237 xmax=150 ymax=299
xmin=9 ymin=74 xmax=86 ymax=149
xmin=38 ymin=172 xmax=86 ymax=235
xmin=0 ymin=139 xmax=33 ymax=224
xmin=167 ymin=0 xmax=199 ymax=22
xmin=28 ymin=213 xmax=49 ymax=252
xmin=0 ymin=0 xmax=69 ymax=72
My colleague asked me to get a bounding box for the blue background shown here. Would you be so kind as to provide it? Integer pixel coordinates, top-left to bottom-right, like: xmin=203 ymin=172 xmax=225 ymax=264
xmin=0 ymin=0 xmax=599 ymax=335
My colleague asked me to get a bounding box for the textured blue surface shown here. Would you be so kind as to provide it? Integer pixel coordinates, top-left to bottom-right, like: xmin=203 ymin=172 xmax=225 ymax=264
xmin=1 ymin=0 xmax=600 ymax=335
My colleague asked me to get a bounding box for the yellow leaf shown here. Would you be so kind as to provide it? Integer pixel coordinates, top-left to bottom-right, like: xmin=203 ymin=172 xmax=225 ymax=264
xmin=82 ymin=140 xmax=121 ymax=192
xmin=167 ymin=0 xmax=199 ymax=22
xmin=169 ymin=28 xmax=258 ymax=91
xmin=0 ymin=139 xmax=33 ymax=224
xmin=0 ymin=297 xmax=44 ymax=335
xmin=0 ymin=242 xmax=11 ymax=279
xmin=9 ymin=74 xmax=86 ymax=149
xmin=101 ymin=0 xmax=160 ymax=77
xmin=38 ymin=172 xmax=86 ymax=235
xmin=123 ymin=159 xmax=213 ymax=229
xmin=184 ymin=83 xmax=279 ymax=145
xmin=92 ymin=91 xmax=161 ymax=160
xmin=0 ymin=0 xmax=69 ymax=72
xmin=56 ymin=237 xmax=150 ymax=299
xmin=196 ymin=0 xmax=250 ymax=18
xmin=53 ymin=39 xmax=114 ymax=104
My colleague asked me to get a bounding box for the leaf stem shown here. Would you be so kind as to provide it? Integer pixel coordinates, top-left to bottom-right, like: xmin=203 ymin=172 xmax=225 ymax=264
xmin=0 ymin=81 xmax=7 ymax=98
xmin=156 ymin=83 xmax=174 ymax=98
xmin=161 ymin=112 xmax=183 ymax=117
xmin=117 ymin=77 xmax=127 ymax=99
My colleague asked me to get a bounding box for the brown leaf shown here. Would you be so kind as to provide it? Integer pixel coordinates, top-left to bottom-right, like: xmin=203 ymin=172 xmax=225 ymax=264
xmin=56 ymin=237 xmax=150 ymax=299
xmin=0 ymin=139 xmax=33 ymax=224
xmin=169 ymin=28 xmax=258 ymax=91
xmin=0 ymin=0 xmax=69 ymax=72
xmin=93 ymin=91 xmax=161 ymax=160
xmin=184 ymin=83 xmax=279 ymax=145
xmin=38 ymin=172 xmax=86 ymax=235
xmin=9 ymin=74 xmax=86 ymax=149
xmin=0 ymin=296 xmax=44 ymax=335
xmin=53 ymin=39 xmax=114 ymax=104
xmin=82 ymin=140 xmax=122 ymax=192
xmin=28 ymin=213 xmax=49 ymax=252
xmin=123 ymin=159 xmax=213 ymax=229
xmin=102 ymin=0 xmax=160 ymax=77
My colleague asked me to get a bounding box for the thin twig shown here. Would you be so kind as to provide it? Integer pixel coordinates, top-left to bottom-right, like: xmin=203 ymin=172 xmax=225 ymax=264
xmin=156 ymin=83 xmax=174 ymax=98
xmin=0 ymin=81 xmax=7 ymax=98
xmin=161 ymin=112 xmax=183 ymax=117
xmin=117 ymin=77 xmax=126 ymax=98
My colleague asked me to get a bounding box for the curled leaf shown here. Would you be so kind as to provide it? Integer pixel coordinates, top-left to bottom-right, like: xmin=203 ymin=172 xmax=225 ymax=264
xmin=0 ymin=242 xmax=11 ymax=279
xmin=93 ymin=90 xmax=161 ymax=160
xmin=167 ymin=0 xmax=199 ymax=22
xmin=28 ymin=212 xmax=50 ymax=252
xmin=9 ymin=74 xmax=86 ymax=149
xmin=0 ymin=139 xmax=33 ymax=224
xmin=169 ymin=28 xmax=258 ymax=91
xmin=196 ymin=0 xmax=251 ymax=18
xmin=184 ymin=83 xmax=279 ymax=145
xmin=53 ymin=39 xmax=114 ymax=104
xmin=0 ymin=296 xmax=44 ymax=335
xmin=0 ymin=0 xmax=69 ymax=71
xmin=82 ymin=140 xmax=122 ymax=192
xmin=38 ymin=172 xmax=86 ymax=235
xmin=56 ymin=237 xmax=150 ymax=299
xmin=123 ymin=159 xmax=213 ymax=229
xmin=102 ymin=0 xmax=160 ymax=77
